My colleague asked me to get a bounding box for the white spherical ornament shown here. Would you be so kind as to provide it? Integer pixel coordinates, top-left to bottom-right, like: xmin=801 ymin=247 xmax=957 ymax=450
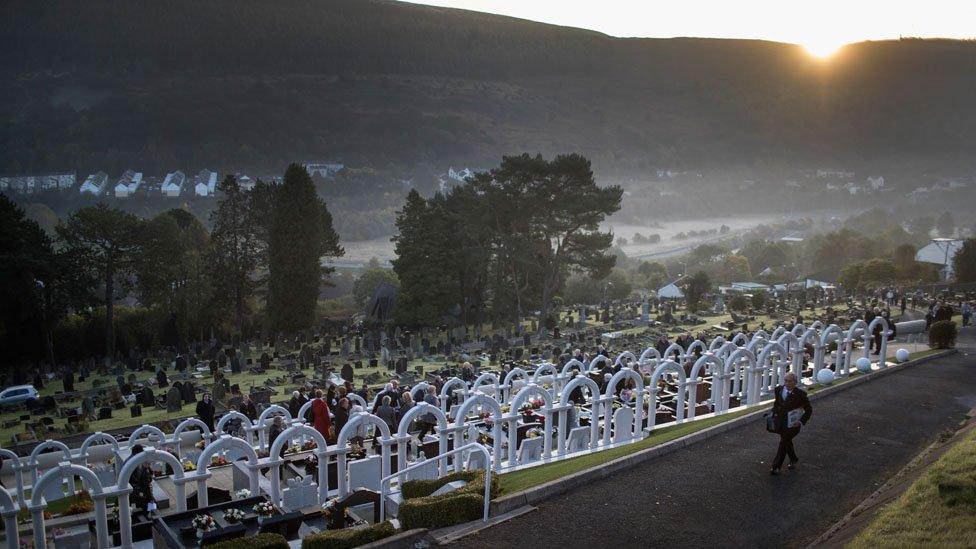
xmin=896 ymin=349 xmax=910 ymax=363
xmin=855 ymin=357 xmax=872 ymax=373
xmin=816 ymin=368 xmax=836 ymax=385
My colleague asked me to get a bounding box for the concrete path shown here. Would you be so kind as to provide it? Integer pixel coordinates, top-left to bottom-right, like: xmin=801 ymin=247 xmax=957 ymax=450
xmin=455 ymin=328 xmax=976 ymax=548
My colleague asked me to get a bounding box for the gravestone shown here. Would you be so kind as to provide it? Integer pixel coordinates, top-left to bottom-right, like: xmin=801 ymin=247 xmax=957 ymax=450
xmin=166 ymin=387 xmax=182 ymax=412
xmin=282 ymin=475 xmax=319 ymax=511
xmin=181 ymin=382 xmax=195 ymax=404
xmin=213 ymin=383 xmax=228 ymax=413
xmin=139 ymin=387 xmax=155 ymax=407
xmin=517 ymin=437 xmax=544 ymax=464
xmin=566 ymin=426 xmax=591 ymax=453
xmin=347 ymin=455 xmax=382 ymax=492
xmin=612 ymin=407 xmax=635 ymax=443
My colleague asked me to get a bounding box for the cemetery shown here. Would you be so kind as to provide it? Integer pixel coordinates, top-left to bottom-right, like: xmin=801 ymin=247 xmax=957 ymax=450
xmin=0 ymin=316 xmax=916 ymax=548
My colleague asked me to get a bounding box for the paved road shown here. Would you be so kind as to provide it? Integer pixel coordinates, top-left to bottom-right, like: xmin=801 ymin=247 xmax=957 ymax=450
xmin=456 ymin=328 xmax=976 ymax=548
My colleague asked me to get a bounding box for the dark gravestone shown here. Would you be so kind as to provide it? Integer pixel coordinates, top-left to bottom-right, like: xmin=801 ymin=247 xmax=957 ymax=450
xmin=341 ymin=364 xmax=354 ymax=383
xmin=166 ymin=387 xmax=182 ymax=413
xmin=181 ymin=382 xmax=195 ymax=404
xmin=140 ymin=387 xmax=155 ymax=407
xmin=98 ymin=407 xmax=113 ymax=420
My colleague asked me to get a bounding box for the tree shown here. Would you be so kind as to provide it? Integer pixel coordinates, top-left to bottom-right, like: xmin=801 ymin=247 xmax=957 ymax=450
xmin=684 ymin=271 xmax=710 ymax=311
xmin=936 ymin=211 xmax=955 ymax=238
xmin=860 ymin=258 xmax=897 ymax=287
xmin=891 ymin=243 xmax=918 ymax=279
xmin=267 ymin=164 xmax=344 ymax=333
xmin=56 ymin=203 xmax=142 ymax=363
xmin=392 ymin=190 xmax=454 ymax=327
xmin=838 ymin=263 xmax=863 ymax=292
xmin=954 ymin=238 xmax=976 ymax=283
xmin=352 ymin=267 xmax=400 ymax=308
xmin=719 ymin=254 xmax=752 ymax=284
xmin=484 ymin=153 xmax=622 ymax=336
xmin=907 ymin=215 xmax=934 ymax=238
xmin=209 ymin=175 xmax=261 ymax=336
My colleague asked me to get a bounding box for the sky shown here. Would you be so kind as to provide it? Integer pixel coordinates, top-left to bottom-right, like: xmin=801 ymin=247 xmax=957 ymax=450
xmin=403 ymin=0 xmax=975 ymax=56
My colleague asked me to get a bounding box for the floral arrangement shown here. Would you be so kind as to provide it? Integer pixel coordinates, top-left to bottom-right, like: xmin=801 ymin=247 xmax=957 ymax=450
xmin=234 ymin=489 xmax=252 ymax=500
xmin=195 ymin=440 xmax=206 ymax=450
xmin=223 ymin=508 xmax=245 ymax=523
xmin=500 ymin=405 xmax=510 ymax=413
xmin=109 ymin=505 xmax=137 ymax=521
xmin=182 ymin=460 xmax=196 ymax=472
xmin=210 ymin=455 xmax=229 ymax=467
xmin=252 ymin=501 xmax=275 ymax=517
xmin=301 ymin=440 xmax=318 ymax=451
xmin=63 ymin=498 xmax=95 ymax=516
xmin=529 ymin=398 xmax=544 ymax=409
xmin=322 ymin=498 xmax=350 ymax=520
xmin=286 ymin=443 xmax=301 ymax=455
xmin=526 ymin=428 xmax=543 ymax=439
xmin=191 ymin=514 xmax=216 ymax=532
xmin=304 ymin=455 xmax=318 ymax=467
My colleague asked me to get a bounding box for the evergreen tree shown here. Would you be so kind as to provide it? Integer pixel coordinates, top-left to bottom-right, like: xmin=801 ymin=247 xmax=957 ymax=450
xmin=209 ymin=175 xmax=260 ymax=336
xmin=266 ymin=164 xmax=343 ymax=333
xmin=391 ymin=190 xmax=452 ymax=328
xmin=953 ymin=239 xmax=976 ymax=283
xmin=684 ymin=271 xmax=711 ymax=311
xmin=56 ymin=203 xmax=142 ymax=363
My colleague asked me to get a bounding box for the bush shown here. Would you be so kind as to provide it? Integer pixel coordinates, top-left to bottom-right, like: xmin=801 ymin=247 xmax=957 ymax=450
xmin=397 ymin=470 xmax=498 ymax=530
xmin=728 ymin=295 xmax=749 ymax=312
xmin=209 ymin=533 xmax=288 ymax=549
xmin=928 ymin=320 xmax=958 ymax=349
xmin=301 ymin=521 xmax=395 ymax=549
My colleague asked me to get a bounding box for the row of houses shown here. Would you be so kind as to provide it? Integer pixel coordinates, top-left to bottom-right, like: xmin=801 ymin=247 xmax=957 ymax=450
xmin=0 ymin=174 xmax=76 ymax=194
xmin=77 ymin=169 xmax=227 ymax=198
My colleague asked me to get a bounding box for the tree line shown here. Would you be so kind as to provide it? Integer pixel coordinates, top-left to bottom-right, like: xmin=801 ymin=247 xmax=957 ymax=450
xmin=0 ymin=164 xmax=342 ymax=366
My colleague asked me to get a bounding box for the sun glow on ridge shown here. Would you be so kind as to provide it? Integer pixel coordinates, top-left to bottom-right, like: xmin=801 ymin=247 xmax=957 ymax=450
xmin=801 ymin=37 xmax=847 ymax=58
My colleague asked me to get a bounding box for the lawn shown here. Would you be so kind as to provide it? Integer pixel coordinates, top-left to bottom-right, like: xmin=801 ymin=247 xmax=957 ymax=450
xmin=851 ymin=425 xmax=976 ymax=547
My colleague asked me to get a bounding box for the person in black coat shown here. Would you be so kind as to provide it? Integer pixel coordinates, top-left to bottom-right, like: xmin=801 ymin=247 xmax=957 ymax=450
xmin=127 ymin=445 xmax=155 ymax=511
xmin=196 ymin=393 xmax=215 ymax=431
xmin=770 ymin=373 xmax=813 ymax=474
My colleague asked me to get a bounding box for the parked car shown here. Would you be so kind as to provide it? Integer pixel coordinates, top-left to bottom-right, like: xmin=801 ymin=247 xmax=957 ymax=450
xmin=0 ymin=385 xmax=39 ymax=409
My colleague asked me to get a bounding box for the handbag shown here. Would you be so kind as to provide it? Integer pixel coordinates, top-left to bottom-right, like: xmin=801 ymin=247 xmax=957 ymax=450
xmin=764 ymin=412 xmax=777 ymax=433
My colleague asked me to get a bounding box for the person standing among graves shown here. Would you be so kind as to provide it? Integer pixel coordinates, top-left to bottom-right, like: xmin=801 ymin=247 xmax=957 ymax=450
xmin=397 ymin=391 xmax=415 ymax=430
xmin=376 ymin=396 xmax=396 ymax=433
xmin=333 ymin=398 xmax=350 ymax=435
xmin=769 ymin=373 xmax=812 ymax=475
xmin=310 ymin=389 xmax=333 ymax=441
xmin=417 ymin=386 xmax=440 ymax=439
xmin=127 ymin=445 xmax=155 ymax=512
xmin=962 ymin=301 xmax=972 ymax=327
xmin=196 ymin=392 xmax=215 ymax=431
xmin=240 ymin=394 xmax=258 ymax=421
xmin=288 ymin=391 xmax=305 ymax=419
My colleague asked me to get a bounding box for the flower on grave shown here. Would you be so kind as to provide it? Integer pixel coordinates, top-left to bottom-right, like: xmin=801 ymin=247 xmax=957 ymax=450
xmin=301 ymin=440 xmax=318 ymax=451
xmin=321 ymin=497 xmax=337 ymax=517
xmin=252 ymin=501 xmax=275 ymax=516
xmin=210 ymin=455 xmax=229 ymax=467
xmin=519 ymin=403 xmax=532 ymax=412
xmin=235 ymin=489 xmax=252 ymax=500
xmin=223 ymin=508 xmax=245 ymax=523
xmin=500 ymin=405 xmax=510 ymax=413
xmin=304 ymin=455 xmax=318 ymax=466
xmin=541 ymin=383 xmax=552 ymax=390
xmin=287 ymin=443 xmax=301 ymax=455
xmin=191 ymin=514 xmax=216 ymax=532
xmin=195 ymin=440 xmax=206 ymax=450
xmin=182 ymin=460 xmax=196 ymax=472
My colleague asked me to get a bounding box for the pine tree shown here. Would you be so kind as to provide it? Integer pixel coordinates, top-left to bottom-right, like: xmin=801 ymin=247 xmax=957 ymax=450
xmin=267 ymin=164 xmax=343 ymax=333
xmin=209 ymin=176 xmax=260 ymax=336
xmin=391 ymin=190 xmax=452 ymax=328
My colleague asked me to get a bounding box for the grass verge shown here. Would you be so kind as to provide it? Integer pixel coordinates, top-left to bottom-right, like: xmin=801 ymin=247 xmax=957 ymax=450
xmin=851 ymin=425 xmax=976 ymax=547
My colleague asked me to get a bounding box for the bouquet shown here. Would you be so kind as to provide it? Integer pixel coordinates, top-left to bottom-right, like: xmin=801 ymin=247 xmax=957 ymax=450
xmin=191 ymin=514 xmax=216 ymax=532
xmin=252 ymin=501 xmax=275 ymax=517
xmin=182 ymin=460 xmax=196 ymax=472
xmin=195 ymin=440 xmax=206 ymax=450
xmin=301 ymin=440 xmax=318 ymax=451
xmin=235 ymin=489 xmax=252 ymax=500
xmin=321 ymin=498 xmax=337 ymax=517
xmin=210 ymin=456 xmax=229 ymax=467
xmin=223 ymin=508 xmax=245 ymax=523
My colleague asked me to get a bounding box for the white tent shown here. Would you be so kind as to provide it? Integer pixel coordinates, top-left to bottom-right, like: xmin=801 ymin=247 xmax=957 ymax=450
xmin=657 ymin=282 xmax=684 ymax=299
xmin=916 ymin=239 xmax=963 ymax=280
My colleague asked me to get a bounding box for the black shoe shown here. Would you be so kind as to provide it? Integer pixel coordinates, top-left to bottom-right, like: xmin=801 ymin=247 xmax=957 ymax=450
xmin=770 ymin=467 xmax=780 ymax=475
xmin=788 ymin=458 xmax=798 ymax=470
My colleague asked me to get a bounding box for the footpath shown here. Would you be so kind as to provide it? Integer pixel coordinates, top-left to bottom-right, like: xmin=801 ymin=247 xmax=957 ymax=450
xmin=455 ymin=328 xmax=976 ymax=548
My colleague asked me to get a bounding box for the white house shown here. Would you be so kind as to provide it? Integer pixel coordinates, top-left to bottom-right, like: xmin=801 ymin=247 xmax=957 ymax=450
xmin=80 ymin=172 xmax=109 ymax=195
xmin=161 ymin=171 xmax=186 ymax=197
xmin=113 ymin=170 xmax=143 ymax=198
xmin=916 ymin=239 xmax=963 ymax=281
xmin=303 ymin=162 xmax=344 ymax=178
xmin=193 ymin=169 xmax=218 ymax=197
xmin=238 ymin=174 xmax=255 ymax=191
xmin=657 ymin=282 xmax=684 ymax=299
xmin=447 ymin=167 xmax=476 ymax=182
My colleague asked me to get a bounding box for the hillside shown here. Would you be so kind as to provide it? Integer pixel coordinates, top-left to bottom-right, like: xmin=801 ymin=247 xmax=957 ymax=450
xmin=1 ymin=0 xmax=975 ymax=176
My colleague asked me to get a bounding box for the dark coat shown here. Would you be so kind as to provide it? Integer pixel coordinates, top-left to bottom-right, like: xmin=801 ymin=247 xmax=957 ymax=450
xmin=771 ymin=385 xmax=812 ymax=433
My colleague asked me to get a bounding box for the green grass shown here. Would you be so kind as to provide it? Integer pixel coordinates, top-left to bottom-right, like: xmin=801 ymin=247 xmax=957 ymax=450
xmin=498 ymin=407 xmax=756 ymax=495
xmin=851 ymin=425 xmax=976 ymax=547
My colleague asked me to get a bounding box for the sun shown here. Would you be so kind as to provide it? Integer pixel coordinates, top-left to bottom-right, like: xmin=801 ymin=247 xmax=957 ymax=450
xmin=801 ymin=37 xmax=846 ymax=59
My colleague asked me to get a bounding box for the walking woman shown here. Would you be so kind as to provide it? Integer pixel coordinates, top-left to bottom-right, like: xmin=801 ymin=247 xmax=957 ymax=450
xmin=770 ymin=373 xmax=812 ymax=475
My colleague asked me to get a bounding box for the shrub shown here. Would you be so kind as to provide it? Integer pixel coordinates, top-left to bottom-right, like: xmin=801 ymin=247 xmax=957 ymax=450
xmin=728 ymin=295 xmax=749 ymax=312
xmin=301 ymin=521 xmax=395 ymax=549
xmin=397 ymin=470 xmax=498 ymax=530
xmin=208 ymin=533 xmax=288 ymax=549
xmin=928 ymin=320 xmax=958 ymax=349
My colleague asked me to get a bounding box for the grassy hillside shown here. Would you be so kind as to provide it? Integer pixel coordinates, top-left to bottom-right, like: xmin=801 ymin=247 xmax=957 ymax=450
xmin=1 ymin=0 xmax=975 ymax=176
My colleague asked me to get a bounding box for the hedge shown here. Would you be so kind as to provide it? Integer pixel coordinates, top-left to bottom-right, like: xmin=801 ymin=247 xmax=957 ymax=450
xmin=397 ymin=470 xmax=499 ymax=530
xmin=301 ymin=521 xmax=395 ymax=549
xmin=929 ymin=320 xmax=958 ymax=349
xmin=208 ymin=533 xmax=288 ymax=549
